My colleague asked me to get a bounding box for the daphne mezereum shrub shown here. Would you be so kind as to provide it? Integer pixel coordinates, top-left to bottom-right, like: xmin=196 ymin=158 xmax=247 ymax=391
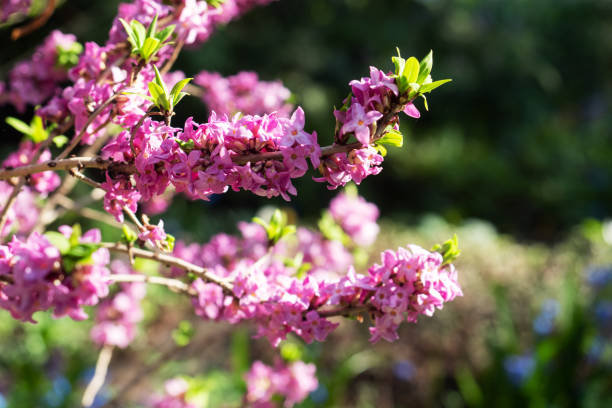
xmin=0 ymin=1 xmax=461 ymax=406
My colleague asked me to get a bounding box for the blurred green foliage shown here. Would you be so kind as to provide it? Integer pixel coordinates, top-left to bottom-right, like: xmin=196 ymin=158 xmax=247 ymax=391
xmin=1 ymin=0 xmax=612 ymax=406
xmin=1 ymin=0 xmax=611 ymax=240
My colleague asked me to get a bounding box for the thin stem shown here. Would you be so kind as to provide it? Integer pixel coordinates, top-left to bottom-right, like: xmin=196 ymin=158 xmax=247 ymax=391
xmin=101 ymin=242 xmax=234 ymax=294
xmin=107 ymin=273 xmax=195 ymax=295
xmin=57 ymin=94 xmax=118 ymax=160
xmin=0 ymin=141 xmax=363 ymax=181
xmin=37 ymin=131 xmax=117 ymax=232
xmin=81 ymin=345 xmax=114 ymax=407
xmin=55 ymin=195 xmax=122 ymax=228
xmin=11 ymin=0 xmax=56 ymax=40
xmin=68 ymin=169 xmax=102 ymax=189
xmin=161 ymin=39 xmax=185 ymax=75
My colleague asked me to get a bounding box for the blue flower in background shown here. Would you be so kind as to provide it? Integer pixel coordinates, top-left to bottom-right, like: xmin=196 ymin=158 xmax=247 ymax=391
xmin=0 ymin=393 xmax=6 ymax=408
xmin=43 ymin=376 xmax=71 ymax=407
xmin=533 ymin=299 xmax=560 ymax=335
xmin=587 ymin=336 xmax=606 ymax=363
xmin=586 ymin=266 xmax=612 ymax=288
xmin=393 ymin=360 xmax=416 ymax=382
xmin=504 ymin=354 xmax=535 ymax=386
xmin=594 ymin=301 xmax=612 ymax=326
xmin=310 ymin=384 xmax=329 ymax=404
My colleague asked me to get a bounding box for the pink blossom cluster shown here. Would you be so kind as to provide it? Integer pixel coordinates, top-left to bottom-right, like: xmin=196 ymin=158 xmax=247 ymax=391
xmin=364 ymin=245 xmax=463 ymax=342
xmin=186 ymin=239 xmax=461 ymax=346
xmin=173 ymin=220 xmax=269 ymax=279
xmin=0 ymin=0 xmax=31 ymax=23
xmin=295 ymin=227 xmax=353 ymax=280
xmin=245 ymin=360 xmax=318 ymax=408
xmin=151 ymin=378 xmax=196 ymax=408
xmin=329 ymin=191 xmax=380 ymax=246
xmin=102 ymin=106 xmax=321 ymax=205
xmin=314 ymin=66 xmax=417 ymax=189
xmin=194 ymin=70 xmax=292 ymax=117
xmin=2 ymin=141 xmax=61 ymax=195
xmin=0 ymin=227 xmax=110 ymax=322
xmin=0 ymin=182 xmax=39 ymax=238
xmin=109 ymin=0 xmax=277 ymax=46
xmin=91 ymin=261 xmax=146 ymax=348
xmin=0 ymin=30 xmax=78 ymax=112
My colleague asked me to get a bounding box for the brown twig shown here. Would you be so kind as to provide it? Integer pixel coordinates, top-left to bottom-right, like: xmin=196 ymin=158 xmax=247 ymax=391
xmin=107 ymin=273 xmax=195 ymax=295
xmin=0 ymin=141 xmax=364 ymax=181
xmin=11 ymin=0 xmax=56 ymax=40
xmin=81 ymin=345 xmax=114 ymax=407
xmin=101 ymin=242 xmax=234 ymax=294
xmin=56 ymin=94 xmax=118 ymax=160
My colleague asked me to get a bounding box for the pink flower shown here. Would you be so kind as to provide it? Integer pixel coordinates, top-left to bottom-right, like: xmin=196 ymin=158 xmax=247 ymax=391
xmin=280 ymin=107 xmax=312 ymax=147
xmin=403 ymin=102 xmax=421 ymax=118
xmin=340 ymin=102 xmax=383 ymax=145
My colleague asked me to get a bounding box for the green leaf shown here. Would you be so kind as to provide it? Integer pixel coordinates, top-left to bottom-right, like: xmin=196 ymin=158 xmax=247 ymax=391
xmin=141 ymin=37 xmax=161 ymax=62
xmin=417 ymin=50 xmax=433 ymax=84
xmin=374 ymin=143 xmax=387 ymax=157
xmin=66 ymin=243 xmax=99 ymax=259
xmin=253 ymin=210 xmax=295 ymax=245
xmin=377 ymin=128 xmax=403 ymax=147
xmin=30 ymin=116 xmax=48 ymax=143
xmin=206 ymin=0 xmax=227 ymax=7
xmin=6 ymin=117 xmax=32 ymax=136
xmin=172 ymin=320 xmax=194 ymax=347
xmin=148 ymin=82 xmax=168 ymax=110
xmin=121 ymin=225 xmax=138 ymax=244
xmin=176 ymin=139 xmax=195 ymax=153
xmin=391 ymin=47 xmax=405 ymax=77
xmin=170 ymin=78 xmax=193 ymax=104
xmin=131 ymin=20 xmax=146 ymax=48
xmin=153 ymin=65 xmax=167 ymax=93
xmin=69 ymin=224 xmax=82 ymax=247
xmin=52 ymin=135 xmax=69 ymax=148
xmin=280 ymin=341 xmax=303 ymax=362
xmin=156 ymin=25 xmax=175 ymax=43
xmin=421 ymin=94 xmax=429 ymax=111
xmin=44 ymin=232 xmax=71 ymax=255
xmin=419 ymin=79 xmax=452 ymax=94
xmin=56 ymin=42 xmax=83 ymax=69
xmin=173 ymin=92 xmax=188 ymax=107
xmin=404 ymin=57 xmax=420 ymax=84
xmin=432 ymin=234 xmax=461 ymax=265
xmin=164 ymin=234 xmax=175 ymax=252
xmin=119 ymin=18 xmax=138 ymax=49
xmin=318 ymin=211 xmax=351 ymax=245
xmin=146 ymin=14 xmax=158 ymax=39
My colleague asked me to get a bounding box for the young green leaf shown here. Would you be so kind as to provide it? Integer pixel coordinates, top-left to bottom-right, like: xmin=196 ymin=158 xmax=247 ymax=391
xmin=169 ymin=78 xmax=193 ymax=100
xmin=146 ymin=14 xmax=158 ymax=39
xmin=156 ymin=25 xmax=175 ymax=43
xmin=432 ymin=234 xmax=461 ymax=265
xmin=419 ymin=79 xmax=452 ymax=94
xmin=377 ymin=128 xmax=403 ymax=147
xmin=153 ymin=65 xmax=168 ymax=94
xmin=417 ymin=50 xmax=433 ymax=84
xmin=6 ymin=117 xmax=32 ymax=135
xmin=404 ymin=57 xmax=420 ymax=84
xmin=52 ymin=135 xmax=69 ymax=148
xmin=131 ymin=20 xmax=146 ymax=48
xmin=30 ymin=116 xmax=47 ymax=143
xmin=44 ymin=231 xmax=71 ymax=255
xmin=141 ymin=37 xmax=161 ymax=62
xmin=119 ymin=18 xmax=138 ymax=49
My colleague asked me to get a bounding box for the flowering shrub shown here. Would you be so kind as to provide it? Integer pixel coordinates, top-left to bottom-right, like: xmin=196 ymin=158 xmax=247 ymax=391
xmin=0 ymin=0 xmax=460 ymax=406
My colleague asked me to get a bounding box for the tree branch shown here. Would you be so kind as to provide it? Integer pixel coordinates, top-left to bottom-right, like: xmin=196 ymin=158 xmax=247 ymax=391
xmin=101 ymin=242 xmax=234 ymax=294
xmin=107 ymin=273 xmax=195 ymax=295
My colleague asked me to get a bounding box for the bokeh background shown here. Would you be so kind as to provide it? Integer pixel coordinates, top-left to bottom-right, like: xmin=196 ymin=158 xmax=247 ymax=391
xmin=1 ymin=0 xmax=612 ymax=407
